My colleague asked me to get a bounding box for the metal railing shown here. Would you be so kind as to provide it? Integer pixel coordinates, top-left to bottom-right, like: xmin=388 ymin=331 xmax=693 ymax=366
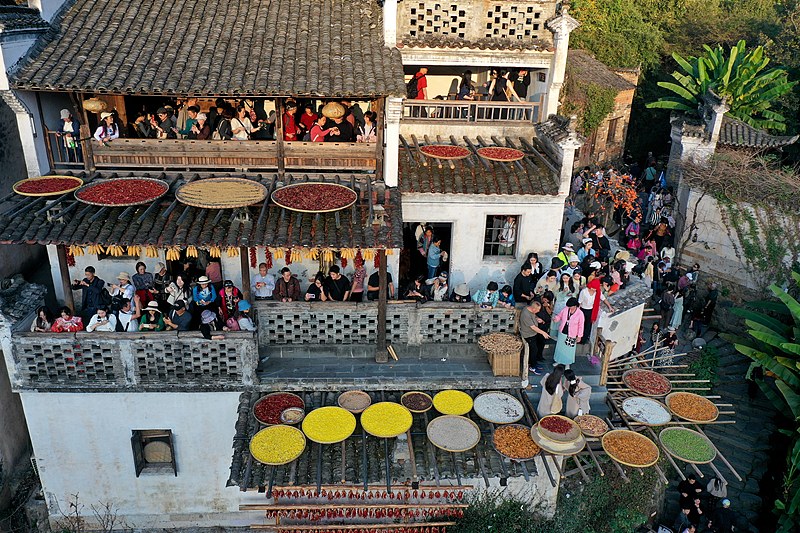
xmin=402 ymin=98 xmax=542 ymax=124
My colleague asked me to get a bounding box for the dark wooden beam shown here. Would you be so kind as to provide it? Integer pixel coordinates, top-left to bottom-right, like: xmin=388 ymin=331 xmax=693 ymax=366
xmin=56 ymin=245 xmax=75 ymax=310
xmin=375 ymin=98 xmax=385 ymax=182
xmin=275 ymin=99 xmax=286 ymax=179
xmin=240 ymin=246 xmax=251 ymax=301
xmin=375 ymin=249 xmax=388 ymax=363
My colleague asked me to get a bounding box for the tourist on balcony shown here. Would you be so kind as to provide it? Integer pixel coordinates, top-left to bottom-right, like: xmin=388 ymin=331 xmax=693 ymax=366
xmin=232 ymin=104 xmax=261 ymax=140
xmin=189 ymin=113 xmax=211 ymax=140
xmin=537 ymin=364 xmax=565 ymax=417
xmin=498 ymin=216 xmax=516 ymax=255
xmin=218 ymin=280 xmax=243 ymax=322
xmin=357 ymin=112 xmax=377 ymax=143
xmin=472 ymin=281 xmax=500 ymax=309
xmin=31 ymin=306 xmax=53 ymax=332
xmin=93 ymin=112 xmax=119 ymax=143
xmin=51 ymin=306 xmax=84 ymax=333
xmin=426 ymin=236 xmax=445 ymax=280
xmin=192 ymin=276 xmax=218 ymax=322
xmin=166 ymin=274 xmax=193 ymax=308
xmin=70 ymin=265 xmax=106 ymax=324
xmin=208 ymin=98 xmax=228 ymax=131
xmin=510 ymin=69 xmax=531 ymax=120
xmin=56 ymin=109 xmax=81 ymax=162
xmin=299 ymin=104 xmax=318 ymax=137
xmin=457 ymin=71 xmax=475 ymax=100
xmin=497 ymin=285 xmax=515 ymax=309
xmin=305 ymin=273 xmax=328 ymax=302
xmin=325 ymin=114 xmax=354 ymax=142
xmin=114 ymin=296 xmax=141 ymax=332
xmin=275 ymin=267 xmax=301 ymax=302
xmin=283 ymin=101 xmax=300 ymax=141
xmin=425 ymin=272 xmax=449 ymax=302
xmin=309 ymin=115 xmax=338 ymax=142
xmin=342 ymin=100 xmax=365 ymax=130
xmin=551 ymin=273 xmax=579 ymax=337
xmin=200 ymin=310 xmax=225 ymax=340
xmin=402 ymin=275 xmax=428 ymax=303
xmin=176 ymin=105 xmax=199 ymax=138
xmin=164 ymin=300 xmax=192 ymax=332
xmin=139 ymin=301 xmax=165 ymax=331
xmin=520 ymin=300 xmax=551 ymax=376
xmin=513 ymin=265 xmax=535 ymax=305
xmin=552 ymin=297 xmax=584 ymax=368
xmin=577 ymin=238 xmax=595 ymax=263
xmin=86 ymin=306 xmax=117 ymax=333
xmin=349 ymin=263 xmax=366 ymax=302
xmin=449 ymin=283 xmax=470 ymax=303
xmin=153 ymin=262 xmax=172 ymax=310
xmin=408 ymin=67 xmax=428 ymax=117
xmin=367 ymin=269 xmax=395 ymax=301
xmin=132 ymin=262 xmax=155 ymax=305
xmin=534 ymin=270 xmax=558 ymax=296
xmin=417 ymin=226 xmax=433 ymax=260
xmin=205 ymin=258 xmax=223 ymax=292
xmin=325 ymin=265 xmax=351 ymax=302
xmin=563 ymin=369 xmax=591 ymax=417
xmin=234 ymin=300 xmax=256 ymax=331
xmin=150 ymin=107 xmax=177 ymax=139
xmin=252 ymin=263 xmax=275 ymax=300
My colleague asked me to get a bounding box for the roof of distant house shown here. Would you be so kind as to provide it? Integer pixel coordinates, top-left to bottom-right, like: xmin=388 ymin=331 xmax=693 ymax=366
xmin=718 ymin=116 xmax=799 ymax=148
xmin=0 ymin=2 xmax=48 ymax=31
xmin=10 ymin=0 xmax=405 ymax=97
xmin=567 ymin=50 xmax=636 ymax=92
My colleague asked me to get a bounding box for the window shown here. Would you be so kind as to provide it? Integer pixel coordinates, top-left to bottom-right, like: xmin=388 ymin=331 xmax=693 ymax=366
xmin=606 ymin=117 xmax=621 ymax=144
xmin=483 ymin=215 xmax=518 ymax=257
xmin=131 ymin=429 xmax=177 ymax=477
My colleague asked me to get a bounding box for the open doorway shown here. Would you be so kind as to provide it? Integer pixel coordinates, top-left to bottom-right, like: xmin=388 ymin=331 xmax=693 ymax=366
xmin=399 ymin=222 xmax=452 ymax=287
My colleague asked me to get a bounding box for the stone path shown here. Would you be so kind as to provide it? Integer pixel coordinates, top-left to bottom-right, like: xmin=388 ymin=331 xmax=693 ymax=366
xmin=661 ymin=333 xmax=778 ymax=532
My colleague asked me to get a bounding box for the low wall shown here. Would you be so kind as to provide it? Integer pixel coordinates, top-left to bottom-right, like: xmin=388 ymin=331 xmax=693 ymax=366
xmin=255 ymin=301 xmax=517 ymax=346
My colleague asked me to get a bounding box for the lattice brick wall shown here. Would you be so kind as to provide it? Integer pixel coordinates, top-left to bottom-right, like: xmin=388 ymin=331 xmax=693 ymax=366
xmin=133 ymin=339 xmax=242 ymax=382
xmin=418 ymin=308 xmax=475 ymax=343
xmin=474 ymin=309 xmax=518 ymax=336
xmin=14 ymin=337 xmax=123 ymax=385
xmin=484 ymin=1 xmax=545 ymax=40
xmin=401 ymin=1 xmax=473 ymax=38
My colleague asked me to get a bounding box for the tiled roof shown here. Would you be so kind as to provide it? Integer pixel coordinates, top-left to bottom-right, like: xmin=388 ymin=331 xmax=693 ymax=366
xmin=535 ymin=115 xmax=572 ymax=143
xmin=567 ymin=50 xmax=635 ymax=92
xmin=10 ymin=0 xmax=405 ymax=98
xmin=0 ymin=171 xmax=402 ymax=249
xmin=0 ymin=3 xmax=48 ymax=31
xmin=398 ymin=136 xmax=559 ymax=196
xmin=718 ymin=116 xmax=799 ymax=148
xmin=399 ymin=36 xmax=550 ymax=52
xmin=228 ymin=389 xmax=540 ymax=489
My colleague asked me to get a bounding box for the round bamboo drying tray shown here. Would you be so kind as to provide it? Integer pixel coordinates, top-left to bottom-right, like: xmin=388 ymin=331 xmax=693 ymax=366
xmin=419 ymin=145 xmax=471 ymax=160
xmin=176 ymin=177 xmax=267 ymax=208
xmin=74 ymin=177 xmax=169 ymax=207
xmin=476 ymin=147 xmax=525 ymax=162
xmin=361 ymin=402 xmax=413 ymax=438
xmin=472 ymin=391 xmax=525 ymax=424
xmin=602 ymin=429 xmax=660 ymax=468
xmin=270 ymin=182 xmax=357 ymax=213
xmin=622 ymin=369 xmax=673 ymax=397
xmin=530 ymin=425 xmax=586 ymax=455
xmin=665 ymin=392 xmax=720 ymax=423
xmin=426 ymin=415 xmax=481 ymax=452
xmin=301 ymin=406 xmax=357 ymax=444
xmin=249 ymin=425 xmax=307 ymax=466
xmin=574 ymin=415 xmax=609 ymax=438
xmin=658 ymin=427 xmax=717 ymax=465
xmin=621 ymin=396 xmax=673 ymax=426
xmin=13 ymin=175 xmax=83 ymax=197
xmin=337 ymin=390 xmax=372 ymax=414
xmin=536 ymin=415 xmax=582 ymax=443
xmin=400 ymin=391 xmax=433 ymax=413
xmin=492 ymin=424 xmax=541 ymax=461
xmin=253 ymin=392 xmax=305 ymax=426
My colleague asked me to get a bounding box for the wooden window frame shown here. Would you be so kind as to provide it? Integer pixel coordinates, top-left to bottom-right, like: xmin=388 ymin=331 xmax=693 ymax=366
xmin=483 ymin=215 xmax=519 ymax=258
xmin=606 ymin=117 xmax=621 ymax=144
xmin=131 ymin=429 xmax=177 ymax=477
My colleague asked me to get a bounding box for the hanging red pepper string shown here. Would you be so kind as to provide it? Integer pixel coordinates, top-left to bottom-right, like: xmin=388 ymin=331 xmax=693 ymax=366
xmin=285 ymin=249 xmax=292 ymax=265
xmin=354 ymin=249 xmax=364 ymax=268
xmin=249 ymin=247 xmax=257 ymax=268
xmin=65 ymin=249 xmax=76 ymax=267
xmin=341 ymin=256 xmax=348 ymax=268
xmin=265 ymin=248 xmax=273 ymax=269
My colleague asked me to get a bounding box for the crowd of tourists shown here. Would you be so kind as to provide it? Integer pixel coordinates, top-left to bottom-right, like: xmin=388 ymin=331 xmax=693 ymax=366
xmin=670 ymin=474 xmax=747 ymax=532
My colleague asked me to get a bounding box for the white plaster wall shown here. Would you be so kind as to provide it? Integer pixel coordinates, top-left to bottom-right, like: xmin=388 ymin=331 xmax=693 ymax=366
xmin=401 ymin=49 xmax=553 ymax=69
xmin=0 ymin=34 xmax=41 ymax=90
xmin=12 ymin=90 xmax=50 ymax=177
xmin=20 ymin=391 xmax=253 ymax=528
xmin=402 ymin=194 xmax=565 ymax=289
xmin=597 ymin=303 xmax=645 ymax=360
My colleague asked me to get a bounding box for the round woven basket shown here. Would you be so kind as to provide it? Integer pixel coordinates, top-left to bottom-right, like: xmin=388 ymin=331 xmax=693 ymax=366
xmin=400 ymin=391 xmax=433 ymax=413
xmin=321 ymin=102 xmax=345 ymax=119
xmin=622 ymin=369 xmax=673 ymax=397
xmin=13 ymin=176 xmax=84 ymax=197
xmin=492 ymin=424 xmax=540 ymax=462
xmin=665 ymin=392 xmax=719 ymax=423
xmin=252 ymin=392 xmax=305 ymax=426
xmin=337 ymin=390 xmax=372 ymax=414
xmin=176 ymin=177 xmax=268 ymax=209
xmin=427 ymin=415 xmax=481 ymax=453
xmin=658 ymin=426 xmax=717 ymax=464
xmin=271 ymin=182 xmax=357 ymax=214
xmin=74 ymin=177 xmax=169 ymax=207
xmin=602 ymin=429 xmax=660 ymax=468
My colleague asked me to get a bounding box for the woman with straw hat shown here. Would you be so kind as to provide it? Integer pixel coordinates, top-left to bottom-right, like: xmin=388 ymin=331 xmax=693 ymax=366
xmin=139 ymin=301 xmax=165 ymax=331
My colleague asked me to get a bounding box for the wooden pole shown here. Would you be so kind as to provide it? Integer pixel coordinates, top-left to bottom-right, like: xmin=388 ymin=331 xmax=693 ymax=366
xmin=78 ymin=92 xmax=95 ymax=172
xmin=375 ymin=98 xmax=385 ymax=182
xmin=240 ymin=246 xmax=251 ymax=301
xmin=375 ymin=249 xmax=388 ymax=363
xmin=275 ymin=98 xmax=285 ymax=179
xmin=56 ymin=245 xmax=75 ymax=310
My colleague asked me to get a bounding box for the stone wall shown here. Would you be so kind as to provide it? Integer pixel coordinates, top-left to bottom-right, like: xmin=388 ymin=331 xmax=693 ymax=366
xmin=256 ymin=301 xmax=517 ymax=346
xmin=575 ymin=88 xmax=635 ymax=169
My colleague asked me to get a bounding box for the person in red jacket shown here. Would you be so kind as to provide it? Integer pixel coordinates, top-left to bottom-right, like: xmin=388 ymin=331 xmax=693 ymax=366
xmin=283 ymin=101 xmax=299 ymax=141
xmin=218 ymin=280 xmax=243 ymax=321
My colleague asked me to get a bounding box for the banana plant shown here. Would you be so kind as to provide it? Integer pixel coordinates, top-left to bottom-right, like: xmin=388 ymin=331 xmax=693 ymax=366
xmin=721 ymin=271 xmax=800 ymax=531
xmin=647 ymin=40 xmax=797 ymax=132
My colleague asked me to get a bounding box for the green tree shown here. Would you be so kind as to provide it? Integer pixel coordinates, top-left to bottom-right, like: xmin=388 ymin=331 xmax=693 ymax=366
xmin=647 ymin=40 xmax=797 ymax=131
xmin=722 ymin=273 xmax=800 ymax=532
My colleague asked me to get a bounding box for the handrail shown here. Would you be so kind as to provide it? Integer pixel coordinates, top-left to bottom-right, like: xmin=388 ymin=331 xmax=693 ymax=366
xmin=402 ymin=99 xmax=542 ymax=123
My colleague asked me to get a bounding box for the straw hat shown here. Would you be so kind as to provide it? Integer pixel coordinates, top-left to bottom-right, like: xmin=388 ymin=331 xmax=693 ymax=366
xmin=321 ymin=101 xmax=345 ymax=119
xmin=197 ymin=276 xmax=210 ymax=284
xmin=145 ymin=301 xmax=161 ymax=313
xmin=60 ymin=109 xmax=70 ymax=119
xmin=561 ymin=243 xmax=575 ymax=251
xmin=100 ymin=112 xmax=113 ymax=120
xmin=117 ymin=271 xmax=130 ymax=281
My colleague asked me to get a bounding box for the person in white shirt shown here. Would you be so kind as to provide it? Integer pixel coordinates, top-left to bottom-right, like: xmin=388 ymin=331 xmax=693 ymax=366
xmin=115 ymin=296 xmax=141 ymax=332
xmin=93 ymin=112 xmax=119 ymax=143
xmin=499 ymin=216 xmax=516 ymax=255
xmin=110 ymin=272 xmax=135 ymax=300
xmin=251 ymin=263 xmax=276 ymax=300
xmin=86 ymin=307 xmax=117 ymax=332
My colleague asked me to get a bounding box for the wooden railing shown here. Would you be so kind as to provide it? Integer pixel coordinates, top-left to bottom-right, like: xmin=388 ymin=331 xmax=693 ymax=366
xmin=44 ymin=136 xmax=380 ymax=173
xmin=402 ymin=99 xmax=543 ymax=124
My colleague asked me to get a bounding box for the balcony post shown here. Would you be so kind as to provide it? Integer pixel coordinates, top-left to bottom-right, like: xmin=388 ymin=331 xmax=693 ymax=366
xmin=240 ymin=246 xmax=251 ymax=301
xmin=375 ymin=98 xmax=385 ymax=181
xmin=545 ymin=6 xmax=580 ymax=118
xmin=383 ymin=97 xmax=403 ymax=187
xmin=383 ymin=0 xmax=397 ymax=47
xmin=375 ymin=249 xmax=388 ymax=363
xmin=275 ymin=98 xmax=286 ymax=178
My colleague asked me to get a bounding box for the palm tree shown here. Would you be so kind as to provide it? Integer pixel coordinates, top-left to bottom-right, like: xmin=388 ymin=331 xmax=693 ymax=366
xmin=647 ymin=40 xmax=797 ymax=132
xmin=722 ymin=272 xmax=800 ymax=531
